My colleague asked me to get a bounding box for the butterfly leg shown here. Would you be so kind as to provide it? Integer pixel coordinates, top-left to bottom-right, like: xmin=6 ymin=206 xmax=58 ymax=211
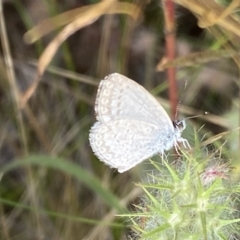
xmin=174 ymin=143 xmax=181 ymax=155
xmin=178 ymin=137 xmax=191 ymax=149
xmin=158 ymin=150 xmax=169 ymax=161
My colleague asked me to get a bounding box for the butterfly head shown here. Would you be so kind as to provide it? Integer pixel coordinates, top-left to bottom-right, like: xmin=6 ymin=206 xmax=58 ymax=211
xmin=173 ymin=112 xmax=208 ymax=134
xmin=173 ymin=120 xmax=186 ymax=133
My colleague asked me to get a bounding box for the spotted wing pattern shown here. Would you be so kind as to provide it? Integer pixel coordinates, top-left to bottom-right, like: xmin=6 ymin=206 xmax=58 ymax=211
xmin=90 ymin=119 xmax=173 ymax=173
xmin=89 ymin=73 xmax=179 ymax=172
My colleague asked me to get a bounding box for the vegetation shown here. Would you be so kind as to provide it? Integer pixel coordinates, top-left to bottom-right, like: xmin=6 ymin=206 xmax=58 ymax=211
xmin=0 ymin=0 xmax=240 ymax=239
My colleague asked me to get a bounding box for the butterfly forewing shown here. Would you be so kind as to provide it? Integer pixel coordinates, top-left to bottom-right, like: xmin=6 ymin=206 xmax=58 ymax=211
xmin=89 ymin=119 xmax=173 ymax=173
xmin=95 ymin=73 xmax=173 ymax=130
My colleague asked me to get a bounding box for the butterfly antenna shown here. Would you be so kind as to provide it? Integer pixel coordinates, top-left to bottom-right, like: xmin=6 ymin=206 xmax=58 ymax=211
xmin=175 ymin=80 xmax=188 ymax=119
xmin=184 ymin=111 xmax=209 ymax=121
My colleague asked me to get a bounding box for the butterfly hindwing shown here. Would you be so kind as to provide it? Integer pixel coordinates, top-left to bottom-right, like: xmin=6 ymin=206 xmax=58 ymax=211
xmin=89 ymin=119 xmax=174 ymax=172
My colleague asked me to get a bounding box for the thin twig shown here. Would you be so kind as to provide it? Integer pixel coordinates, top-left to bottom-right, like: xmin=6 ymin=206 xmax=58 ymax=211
xmin=162 ymin=0 xmax=178 ymax=119
xmin=0 ymin=0 xmax=28 ymax=154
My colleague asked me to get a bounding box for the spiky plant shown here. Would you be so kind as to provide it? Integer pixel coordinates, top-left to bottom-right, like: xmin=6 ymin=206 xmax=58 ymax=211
xmin=126 ymin=149 xmax=240 ymax=240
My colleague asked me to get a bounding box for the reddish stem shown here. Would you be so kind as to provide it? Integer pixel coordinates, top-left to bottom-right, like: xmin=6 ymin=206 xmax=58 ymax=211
xmin=162 ymin=0 xmax=178 ymax=119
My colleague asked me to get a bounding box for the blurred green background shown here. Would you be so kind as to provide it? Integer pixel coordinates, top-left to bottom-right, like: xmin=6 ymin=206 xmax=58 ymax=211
xmin=0 ymin=0 xmax=240 ymax=239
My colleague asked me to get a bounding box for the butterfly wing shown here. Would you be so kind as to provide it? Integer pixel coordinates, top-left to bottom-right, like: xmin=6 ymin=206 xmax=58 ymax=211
xmin=89 ymin=119 xmax=173 ymax=173
xmin=95 ymin=73 xmax=173 ymax=130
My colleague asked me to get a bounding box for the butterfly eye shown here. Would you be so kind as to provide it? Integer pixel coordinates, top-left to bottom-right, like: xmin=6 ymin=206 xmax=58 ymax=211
xmin=173 ymin=120 xmax=186 ymax=132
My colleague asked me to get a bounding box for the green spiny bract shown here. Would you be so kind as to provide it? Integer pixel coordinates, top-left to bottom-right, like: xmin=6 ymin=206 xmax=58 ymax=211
xmin=128 ymin=152 xmax=240 ymax=240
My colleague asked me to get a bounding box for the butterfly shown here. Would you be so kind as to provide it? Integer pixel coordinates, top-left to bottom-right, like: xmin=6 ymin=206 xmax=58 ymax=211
xmin=89 ymin=73 xmax=190 ymax=173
